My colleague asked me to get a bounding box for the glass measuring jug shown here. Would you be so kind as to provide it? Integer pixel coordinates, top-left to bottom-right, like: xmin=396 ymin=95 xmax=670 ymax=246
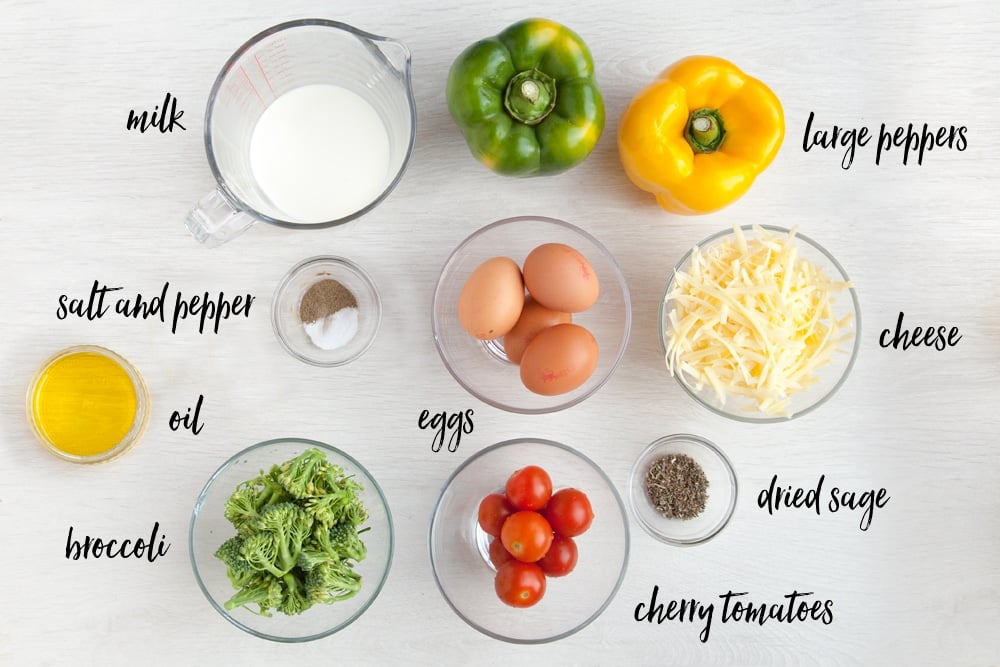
xmin=186 ymin=19 xmax=416 ymax=247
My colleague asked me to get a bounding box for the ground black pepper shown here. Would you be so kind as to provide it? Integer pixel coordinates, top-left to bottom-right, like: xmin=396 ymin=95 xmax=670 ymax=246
xmin=644 ymin=453 xmax=709 ymax=520
xmin=299 ymin=278 xmax=357 ymax=323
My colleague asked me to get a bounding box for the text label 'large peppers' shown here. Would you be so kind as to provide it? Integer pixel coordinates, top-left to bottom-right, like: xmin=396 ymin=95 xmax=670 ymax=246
xmin=618 ymin=56 xmax=785 ymax=215
xmin=447 ymin=18 xmax=605 ymax=177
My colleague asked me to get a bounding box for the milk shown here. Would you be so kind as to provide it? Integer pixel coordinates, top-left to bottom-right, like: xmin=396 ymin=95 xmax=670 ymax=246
xmin=249 ymin=84 xmax=391 ymax=223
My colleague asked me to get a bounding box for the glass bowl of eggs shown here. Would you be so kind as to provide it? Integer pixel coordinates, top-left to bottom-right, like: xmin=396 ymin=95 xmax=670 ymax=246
xmin=432 ymin=216 xmax=632 ymax=414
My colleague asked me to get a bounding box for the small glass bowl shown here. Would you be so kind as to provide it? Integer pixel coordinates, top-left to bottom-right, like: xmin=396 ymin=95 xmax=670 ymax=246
xmin=659 ymin=225 xmax=861 ymax=422
xmin=189 ymin=438 xmax=394 ymax=642
xmin=629 ymin=434 xmax=737 ymax=546
xmin=429 ymin=438 xmax=629 ymax=643
xmin=432 ymin=216 xmax=631 ymax=414
xmin=272 ymin=256 xmax=382 ymax=366
xmin=26 ymin=345 xmax=150 ymax=464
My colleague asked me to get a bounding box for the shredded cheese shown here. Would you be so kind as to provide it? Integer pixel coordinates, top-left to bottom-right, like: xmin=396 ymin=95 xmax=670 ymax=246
xmin=664 ymin=225 xmax=854 ymax=417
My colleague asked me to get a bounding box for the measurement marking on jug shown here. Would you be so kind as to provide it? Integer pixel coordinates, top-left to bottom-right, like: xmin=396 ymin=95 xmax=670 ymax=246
xmin=238 ymin=65 xmax=263 ymax=104
xmin=253 ymin=53 xmax=276 ymax=97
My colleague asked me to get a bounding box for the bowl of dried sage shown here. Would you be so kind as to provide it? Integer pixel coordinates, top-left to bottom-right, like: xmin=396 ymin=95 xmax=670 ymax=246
xmin=628 ymin=434 xmax=737 ymax=546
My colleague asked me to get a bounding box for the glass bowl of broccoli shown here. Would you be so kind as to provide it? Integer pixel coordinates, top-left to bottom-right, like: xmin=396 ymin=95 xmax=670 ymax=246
xmin=189 ymin=438 xmax=394 ymax=642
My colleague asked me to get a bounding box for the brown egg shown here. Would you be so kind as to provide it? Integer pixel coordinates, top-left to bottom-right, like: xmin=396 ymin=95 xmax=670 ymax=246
xmin=457 ymin=257 xmax=524 ymax=340
xmin=522 ymin=243 xmax=600 ymax=313
xmin=520 ymin=323 xmax=599 ymax=396
xmin=502 ymin=296 xmax=572 ymax=365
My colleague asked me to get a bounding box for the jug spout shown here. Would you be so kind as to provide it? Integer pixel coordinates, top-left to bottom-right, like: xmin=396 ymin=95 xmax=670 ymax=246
xmin=373 ymin=37 xmax=411 ymax=76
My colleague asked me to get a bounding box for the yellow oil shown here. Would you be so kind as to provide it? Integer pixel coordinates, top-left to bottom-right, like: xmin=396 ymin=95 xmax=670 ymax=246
xmin=30 ymin=349 xmax=139 ymax=458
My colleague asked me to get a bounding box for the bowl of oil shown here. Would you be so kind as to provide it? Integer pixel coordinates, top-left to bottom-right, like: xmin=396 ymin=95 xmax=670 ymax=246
xmin=27 ymin=345 xmax=151 ymax=463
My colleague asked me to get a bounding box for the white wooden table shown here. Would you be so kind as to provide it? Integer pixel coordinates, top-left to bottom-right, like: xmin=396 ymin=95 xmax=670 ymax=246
xmin=2 ymin=0 xmax=998 ymax=664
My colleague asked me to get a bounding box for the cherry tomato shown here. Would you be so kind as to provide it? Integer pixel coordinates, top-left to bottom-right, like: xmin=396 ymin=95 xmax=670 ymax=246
xmin=477 ymin=493 xmax=514 ymax=537
xmin=537 ymin=534 xmax=578 ymax=577
xmin=500 ymin=510 xmax=553 ymax=562
xmin=494 ymin=560 xmax=546 ymax=608
xmin=543 ymin=488 xmax=594 ymax=537
xmin=488 ymin=537 xmax=513 ymax=569
xmin=505 ymin=465 xmax=553 ymax=511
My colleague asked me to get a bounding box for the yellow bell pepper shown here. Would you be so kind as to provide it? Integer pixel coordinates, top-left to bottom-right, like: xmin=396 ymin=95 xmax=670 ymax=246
xmin=618 ymin=56 xmax=784 ymax=215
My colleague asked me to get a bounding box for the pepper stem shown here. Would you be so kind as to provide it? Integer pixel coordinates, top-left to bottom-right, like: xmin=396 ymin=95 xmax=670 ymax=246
xmin=685 ymin=109 xmax=726 ymax=153
xmin=520 ymin=80 xmax=540 ymax=104
xmin=504 ymin=69 xmax=557 ymax=126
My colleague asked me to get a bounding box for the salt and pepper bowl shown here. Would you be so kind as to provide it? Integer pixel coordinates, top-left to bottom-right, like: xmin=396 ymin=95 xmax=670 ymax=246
xmin=271 ymin=256 xmax=382 ymax=366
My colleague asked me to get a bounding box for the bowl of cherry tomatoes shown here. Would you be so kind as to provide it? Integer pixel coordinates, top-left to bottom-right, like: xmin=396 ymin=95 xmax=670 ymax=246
xmin=428 ymin=438 xmax=629 ymax=643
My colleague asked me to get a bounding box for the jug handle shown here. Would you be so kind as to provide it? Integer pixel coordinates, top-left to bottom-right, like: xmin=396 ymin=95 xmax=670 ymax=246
xmin=185 ymin=189 xmax=257 ymax=247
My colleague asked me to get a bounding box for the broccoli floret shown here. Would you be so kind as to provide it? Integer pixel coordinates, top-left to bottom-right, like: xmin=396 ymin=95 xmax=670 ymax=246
xmin=214 ymin=536 xmax=258 ymax=588
xmin=297 ymin=542 xmax=337 ymax=572
xmin=223 ymin=576 xmax=284 ymax=616
xmin=304 ymin=559 xmax=362 ymax=604
xmin=297 ymin=520 xmax=368 ymax=571
xmin=304 ymin=483 xmax=366 ymax=528
xmin=275 ymin=448 xmax=327 ymax=499
xmin=256 ymin=502 xmax=313 ymax=559
xmin=329 ymin=522 xmax=368 ymax=563
xmin=240 ymin=532 xmax=283 ymax=578
xmin=317 ymin=464 xmax=359 ymax=495
xmin=239 ymin=504 xmax=312 ymax=578
xmin=224 ymin=472 xmax=291 ymax=533
xmin=341 ymin=498 xmax=369 ymax=526
xmin=222 ymin=486 xmax=260 ymax=532
xmin=214 ymin=535 xmax=243 ymax=565
xmin=277 ymin=573 xmax=311 ymax=615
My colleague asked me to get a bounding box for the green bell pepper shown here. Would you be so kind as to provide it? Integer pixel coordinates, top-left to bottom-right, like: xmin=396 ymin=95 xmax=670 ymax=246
xmin=446 ymin=18 xmax=605 ymax=177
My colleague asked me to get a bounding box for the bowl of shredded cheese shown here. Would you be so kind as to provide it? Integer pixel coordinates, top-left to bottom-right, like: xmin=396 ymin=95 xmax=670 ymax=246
xmin=660 ymin=225 xmax=860 ymax=422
